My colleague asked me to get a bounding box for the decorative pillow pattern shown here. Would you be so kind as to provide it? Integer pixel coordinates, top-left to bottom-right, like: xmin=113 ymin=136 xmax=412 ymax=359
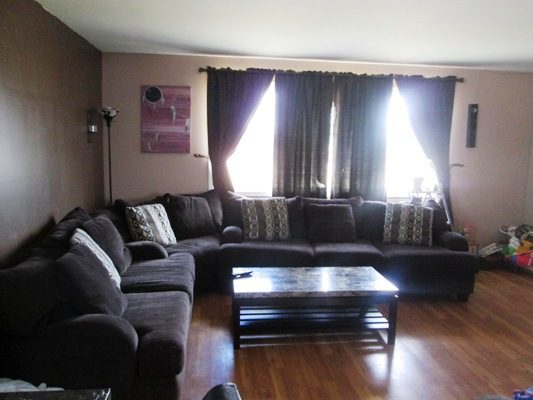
xmin=383 ymin=203 xmax=434 ymax=246
xmin=241 ymin=198 xmax=290 ymax=240
xmin=70 ymin=228 xmax=121 ymax=289
xmin=126 ymin=204 xmax=177 ymax=246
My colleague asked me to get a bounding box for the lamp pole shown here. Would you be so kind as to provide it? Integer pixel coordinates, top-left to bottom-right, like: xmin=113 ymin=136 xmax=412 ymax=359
xmin=100 ymin=107 xmax=119 ymax=205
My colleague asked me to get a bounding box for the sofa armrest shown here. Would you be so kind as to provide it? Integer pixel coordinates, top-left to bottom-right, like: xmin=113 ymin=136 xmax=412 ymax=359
xmin=435 ymin=231 xmax=469 ymax=251
xmin=12 ymin=314 xmax=138 ymax=395
xmin=126 ymin=241 xmax=168 ymax=261
xmin=222 ymin=226 xmax=243 ymax=244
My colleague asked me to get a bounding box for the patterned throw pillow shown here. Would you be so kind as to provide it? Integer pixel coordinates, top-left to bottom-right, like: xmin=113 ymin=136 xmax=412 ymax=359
xmin=70 ymin=228 xmax=121 ymax=289
xmin=383 ymin=203 xmax=434 ymax=246
xmin=241 ymin=198 xmax=290 ymax=240
xmin=125 ymin=204 xmax=177 ymax=246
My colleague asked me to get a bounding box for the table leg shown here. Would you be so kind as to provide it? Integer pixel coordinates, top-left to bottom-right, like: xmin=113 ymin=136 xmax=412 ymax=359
xmin=232 ymin=298 xmax=240 ymax=349
xmin=387 ymin=294 xmax=398 ymax=346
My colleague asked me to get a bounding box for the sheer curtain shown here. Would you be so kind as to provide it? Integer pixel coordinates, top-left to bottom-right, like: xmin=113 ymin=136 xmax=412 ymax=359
xmin=273 ymin=74 xmax=334 ymax=197
xmin=331 ymin=75 xmax=393 ymax=200
xmin=207 ymin=69 xmax=274 ymax=193
xmin=396 ymin=77 xmax=457 ymax=218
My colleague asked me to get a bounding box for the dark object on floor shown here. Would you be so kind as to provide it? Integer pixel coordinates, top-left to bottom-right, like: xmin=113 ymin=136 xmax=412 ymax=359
xmin=202 ymin=383 xmax=242 ymax=400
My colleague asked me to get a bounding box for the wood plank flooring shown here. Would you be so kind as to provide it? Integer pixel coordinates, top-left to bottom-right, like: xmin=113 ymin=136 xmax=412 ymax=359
xmin=183 ymin=269 xmax=533 ymax=400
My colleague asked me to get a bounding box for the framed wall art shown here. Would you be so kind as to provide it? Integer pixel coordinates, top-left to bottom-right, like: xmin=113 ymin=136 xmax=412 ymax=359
xmin=141 ymin=85 xmax=191 ymax=153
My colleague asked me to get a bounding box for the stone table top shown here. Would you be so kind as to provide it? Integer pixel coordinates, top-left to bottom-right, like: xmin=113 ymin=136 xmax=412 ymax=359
xmin=232 ymin=266 xmax=398 ymax=299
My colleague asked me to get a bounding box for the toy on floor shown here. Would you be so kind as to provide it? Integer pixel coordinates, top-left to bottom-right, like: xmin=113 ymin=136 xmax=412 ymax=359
xmin=512 ymin=387 xmax=533 ymax=400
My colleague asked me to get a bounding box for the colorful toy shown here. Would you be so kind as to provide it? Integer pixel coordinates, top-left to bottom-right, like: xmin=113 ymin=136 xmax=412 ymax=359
xmin=512 ymin=387 xmax=533 ymax=400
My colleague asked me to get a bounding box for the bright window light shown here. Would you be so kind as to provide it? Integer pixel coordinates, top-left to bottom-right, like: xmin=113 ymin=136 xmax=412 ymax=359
xmin=227 ymin=80 xmax=275 ymax=196
xmin=385 ymin=84 xmax=437 ymax=200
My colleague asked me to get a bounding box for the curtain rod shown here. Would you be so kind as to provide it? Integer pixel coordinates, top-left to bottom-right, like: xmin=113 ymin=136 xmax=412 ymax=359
xmin=198 ymin=66 xmax=464 ymax=83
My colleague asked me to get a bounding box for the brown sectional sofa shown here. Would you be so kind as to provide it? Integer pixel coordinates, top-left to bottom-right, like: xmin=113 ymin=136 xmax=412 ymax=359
xmin=220 ymin=193 xmax=478 ymax=301
xmin=0 ymin=208 xmax=196 ymax=400
xmin=0 ymin=190 xmax=478 ymax=399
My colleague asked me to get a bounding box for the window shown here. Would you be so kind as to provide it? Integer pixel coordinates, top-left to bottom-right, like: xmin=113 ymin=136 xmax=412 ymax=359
xmin=228 ymin=79 xmax=437 ymax=200
xmin=385 ymin=84 xmax=437 ymax=201
xmin=226 ymin=80 xmax=276 ymax=196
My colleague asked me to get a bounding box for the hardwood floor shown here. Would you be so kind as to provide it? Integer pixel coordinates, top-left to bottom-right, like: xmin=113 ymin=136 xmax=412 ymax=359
xmin=183 ymin=269 xmax=533 ymax=399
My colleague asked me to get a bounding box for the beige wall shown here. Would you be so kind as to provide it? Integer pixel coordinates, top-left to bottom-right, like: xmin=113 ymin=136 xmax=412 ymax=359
xmin=0 ymin=0 xmax=103 ymax=265
xmin=103 ymin=53 xmax=533 ymax=247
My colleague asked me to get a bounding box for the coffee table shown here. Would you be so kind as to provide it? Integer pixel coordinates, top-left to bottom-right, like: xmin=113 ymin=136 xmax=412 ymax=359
xmin=232 ymin=266 xmax=399 ymax=349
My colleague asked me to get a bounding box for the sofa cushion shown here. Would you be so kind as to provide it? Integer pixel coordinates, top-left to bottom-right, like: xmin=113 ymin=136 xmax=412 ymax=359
xmin=198 ymin=190 xmax=224 ymax=233
xmin=358 ymin=201 xmax=387 ymax=241
xmin=221 ymin=239 xmax=313 ymax=267
xmin=120 ymin=254 xmax=195 ymax=299
xmin=82 ymin=215 xmax=132 ymax=274
xmin=423 ymin=199 xmax=450 ymax=234
xmin=374 ymin=242 xmax=478 ymax=293
xmin=223 ymin=192 xmax=305 ymax=239
xmin=123 ymin=291 xmax=191 ymax=378
xmin=222 ymin=191 xmax=245 ymax=227
xmin=287 ymin=196 xmax=306 ymax=239
xmin=93 ymin=203 xmax=133 ymax=243
xmin=54 ymin=244 xmax=128 ymax=316
xmin=70 ymin=228 xmax=121 ymax=289
xmin=0 ymin=257 xmax=60 ymax=336
xmin=302 ymin=196 xmax=363 ymax=218
xmin=166 ymin=235 xmax=221 ymax=268
xmin=383 ymin=203 xmax=433 ymax=246
xmin=126 ymin=204 xmax=177 ymax=246
xmin=241 ymin=198 xmax=290 ymax=240
xmin=306 ymin=203 xmax=356 ymax=243
xmin=126 ymin=241 xmax=169 ymax=261
xmin=312 ymin=240 xmax=384 ymax=267
xmin=32 ymin=207 xmax=92 ymax=259
xmin=156 ymin=193 xmax=217 ymax=239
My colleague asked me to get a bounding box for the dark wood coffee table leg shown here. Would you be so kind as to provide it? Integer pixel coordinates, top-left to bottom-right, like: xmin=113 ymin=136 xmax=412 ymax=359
xmin=387 ymin=294 xmax=398 ymax=345
xmin=232 ymin=297 xmax=241 ymax=349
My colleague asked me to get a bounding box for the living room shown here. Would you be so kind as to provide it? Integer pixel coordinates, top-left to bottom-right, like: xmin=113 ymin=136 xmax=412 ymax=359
xmin=1 ymin=1 xmax=532 ymax=399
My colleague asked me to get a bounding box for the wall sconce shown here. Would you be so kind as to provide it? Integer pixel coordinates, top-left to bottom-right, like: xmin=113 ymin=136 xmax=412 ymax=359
xmin=87 ymin=109 xmax=98 ymax=143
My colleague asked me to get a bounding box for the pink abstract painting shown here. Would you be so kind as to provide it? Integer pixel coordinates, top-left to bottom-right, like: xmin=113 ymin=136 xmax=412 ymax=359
xmin=141 ymin=85 xmax=191 ymax=153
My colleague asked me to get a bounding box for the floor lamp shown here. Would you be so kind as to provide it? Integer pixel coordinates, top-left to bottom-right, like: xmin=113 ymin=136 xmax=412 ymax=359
xmin=100 ymin=107 xmax=119 ymax=205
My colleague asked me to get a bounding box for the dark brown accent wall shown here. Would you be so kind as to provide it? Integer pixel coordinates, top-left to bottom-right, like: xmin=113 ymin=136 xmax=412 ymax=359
xmin=0 ymin=0 xmax=103 ymax=265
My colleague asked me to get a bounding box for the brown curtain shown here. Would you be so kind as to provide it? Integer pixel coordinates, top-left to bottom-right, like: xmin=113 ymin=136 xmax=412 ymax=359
xmin=331 ymin=75 xmax=393 ymax=200
xmin=273 ymin=74 xmax=334 ymax=197
xmin=396 ymin=77 xmax=457 ymax=220
xmin=207 ymin=69 xmax=274 ymax=193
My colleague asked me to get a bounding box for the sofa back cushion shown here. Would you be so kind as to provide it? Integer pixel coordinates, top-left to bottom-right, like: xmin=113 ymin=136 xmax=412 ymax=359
xmin=423 ymin=199 xmax=450 ymax=234
xmin=93 ymin=201 xmax=133 ymax=243
xmin=197 ymin=190 xmax=224 ymax=233
xmin=358 ymin=201 xmax=387 ymax=241
xmin=82 ymin=215 xmax=132 ymax=274
xmin=306 ymin=203 xmax=356 ymax=243
xmin=241 ymin=198 xmax=290 ymax=240
xmin=126 ymin=204 xmax=177 ymax=246
xmin=383 ymin=203 xmax=434 ymax=246
xmin=222 ymin=191 xmax=245 ymax=228
xmin=70 ymin=228 xmax=121 ymax=288
xmin=156 ymin=193 xmax=216 ymax=239
xmin=32 ymin=207 xmax=92 ymax=259
xmin=0 ymin=257 xmax=61 ymax=336
xmin=54 ymin=244 xmax=128 ymax=316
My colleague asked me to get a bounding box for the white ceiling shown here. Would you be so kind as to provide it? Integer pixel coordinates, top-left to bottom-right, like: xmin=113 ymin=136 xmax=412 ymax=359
xmin=37 ymin=0 xmax=533 ymax=72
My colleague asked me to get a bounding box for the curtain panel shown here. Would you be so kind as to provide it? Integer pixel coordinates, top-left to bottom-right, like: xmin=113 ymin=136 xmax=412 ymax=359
xmin=207 ymin=69 xmax=274 ymax=193
xmin=396 ymin=77 xmax=456 ymax=220
xmin=273 ymin=74 xmax=334 ymax=198
xmin=331 ymin=75 xmax=393 ymax=200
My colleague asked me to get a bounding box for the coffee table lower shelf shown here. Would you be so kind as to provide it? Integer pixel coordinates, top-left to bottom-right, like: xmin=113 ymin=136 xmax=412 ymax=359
xmin=232 ymin=296 xmax=398 ymax=349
